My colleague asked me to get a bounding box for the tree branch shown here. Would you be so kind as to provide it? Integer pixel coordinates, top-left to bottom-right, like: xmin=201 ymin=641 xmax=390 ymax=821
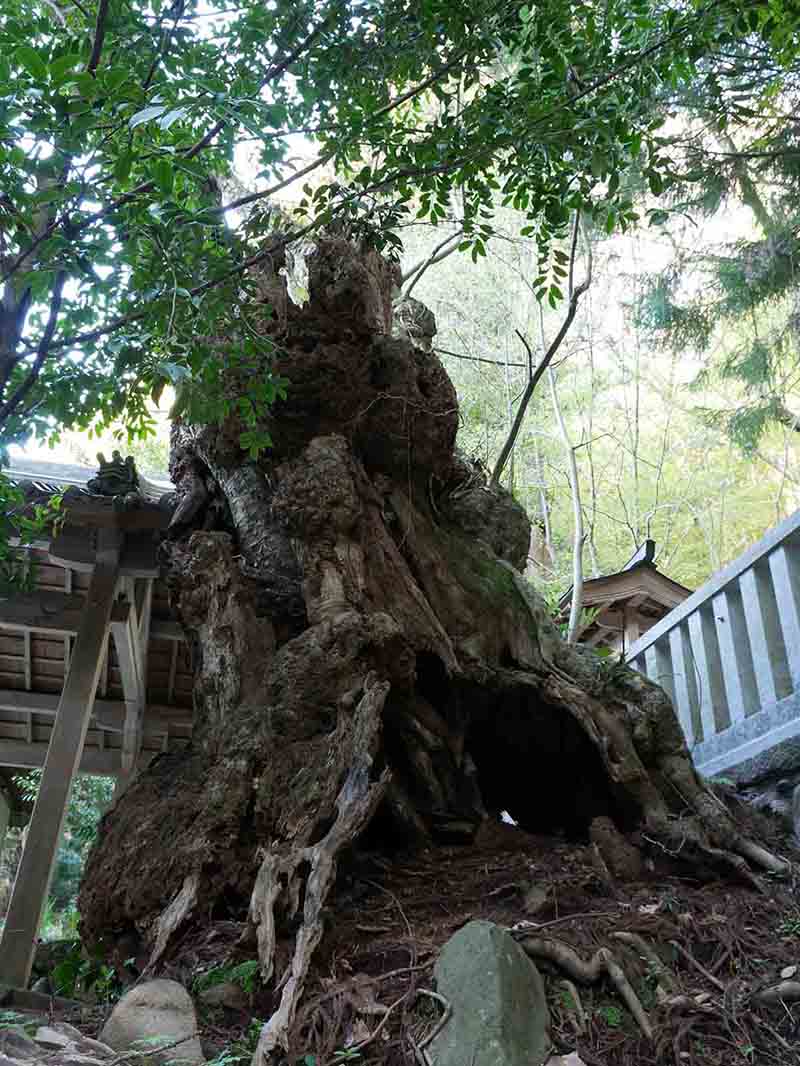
xmin=213 ymin=153 xmax=334 ymax=216
xmin=401 ymin=228 xmax=464 ymax=295
xmin=547 ymin=360 xmax=585 ymax=645
xmin=42 ymin=217 xmax=320 ymax=353
xmin=434 ymin=346 xmax=526 ymax=368
xmin=372 ymin=48 xmax=470 ymax=120
xmin=261 ymin=9 xmax=337 ymax=87
xmin=0 ymin=270 xmax=67 ymax=427
xmin=490 ymin=214 xmax=591 ymax=489
xmin=83 ymin=9 xmax=339 ymax=226
xmin=87 ymin=0 xmax=111 ymax=76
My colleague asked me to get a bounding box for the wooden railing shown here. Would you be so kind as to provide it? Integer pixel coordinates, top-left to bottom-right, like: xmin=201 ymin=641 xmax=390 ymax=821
xmin=626 ymin=509 xmax=800 ymax=781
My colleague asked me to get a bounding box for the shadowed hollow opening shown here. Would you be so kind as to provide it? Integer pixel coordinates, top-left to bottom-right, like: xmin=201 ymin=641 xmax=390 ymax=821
xmin=467 ymin=687 xmax=641 ymax=840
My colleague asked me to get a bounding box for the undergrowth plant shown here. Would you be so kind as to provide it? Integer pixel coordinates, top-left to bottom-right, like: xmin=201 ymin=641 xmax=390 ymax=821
xmin=193 ymin=959 xmax=261 ymax=998
xmin=48 ymin=940 xmax=120 ymax=1002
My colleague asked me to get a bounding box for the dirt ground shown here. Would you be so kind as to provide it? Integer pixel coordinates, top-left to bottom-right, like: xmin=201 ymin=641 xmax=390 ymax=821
xmin=26 ymin=810 xmax=800 ymax=1066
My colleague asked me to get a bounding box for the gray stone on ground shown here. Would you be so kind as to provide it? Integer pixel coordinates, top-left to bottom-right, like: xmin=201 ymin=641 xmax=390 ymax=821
xmin=100 ymin=979 xmax=205 ymax=1065
xmin=32 ymin=1027 xmax=70 ymax=1050
xmin=0 ymin=1030 xmax=39 ymax=1062
xmin=0 ymin=1021 xmax=115 ymax=1066
xmin=197 ymin=981 xmax=248 ymax=1010
xmin=429 ymin=919 xmax=550 ymax=1066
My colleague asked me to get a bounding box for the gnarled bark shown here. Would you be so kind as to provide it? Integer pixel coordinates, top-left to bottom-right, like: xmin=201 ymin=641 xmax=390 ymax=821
xmin=79 ymin=237 xmax=789 ymax=1063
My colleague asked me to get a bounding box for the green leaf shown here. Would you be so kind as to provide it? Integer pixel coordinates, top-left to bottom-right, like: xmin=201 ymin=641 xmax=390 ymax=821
xmin=648 ymin=170 xmax=664 ymax=196
xmin=158 ymin=362 xmax=191 ymax=384
xmin=158 ymin=107 xmax=188 ymax=131
xmin=114 ymin=152 xmax=133 ymax=182
xmin=103 ymin=68 xmax=129 ymax=93
xmin=49 ymin=54 xmax=82 ymax=82
xmin=15 ymin=46 xmax=47 ymax=81
xmin=590 ymin=151 xmax=606 ymax=178
xmin=129 ymin=103 xmax=168 ymax=130
xmin=153 ymin=159 xmax=174 ymax=195
xmin=71 ymin=72 xmax=99 ymax=98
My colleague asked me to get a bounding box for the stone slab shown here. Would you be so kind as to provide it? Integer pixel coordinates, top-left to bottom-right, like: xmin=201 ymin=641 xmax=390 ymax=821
xmin=429 ymin=920 xmax=550 ymax=1066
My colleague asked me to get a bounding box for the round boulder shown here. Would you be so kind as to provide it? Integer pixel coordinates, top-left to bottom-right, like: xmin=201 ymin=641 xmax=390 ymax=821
xmin=100 ymin=979 xmax=204 ymax=1065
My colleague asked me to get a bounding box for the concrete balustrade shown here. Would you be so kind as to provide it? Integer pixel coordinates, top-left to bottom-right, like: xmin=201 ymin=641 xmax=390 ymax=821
xmin=627 ymin=509 xmax=800 ymax=783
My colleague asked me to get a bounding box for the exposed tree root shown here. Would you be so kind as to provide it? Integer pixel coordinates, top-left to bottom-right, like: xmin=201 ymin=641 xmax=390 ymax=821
xmin=250 ymin=673 xmax=390 ymax=1063
xmin=409 ymin=989 xmax=451 ymax=1066
xmin=545 ymin=660 xmax=791 ymax=885
xmin=754 ymin=980 xmax=800 ymax=1005
xmin=520 ymin=936 xmax=654 ymax=1040
xmin=559 ymin=979 xmax=587 ymax=1035
xmin=612 ymin=931 xmax=676 ymax=1003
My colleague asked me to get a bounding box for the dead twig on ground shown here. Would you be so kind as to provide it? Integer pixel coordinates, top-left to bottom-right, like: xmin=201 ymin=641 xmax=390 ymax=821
xmin=408 ymin=988 xmax=451 ymax=1066
xmin=668 ymin=939 xmax=726 ymax=992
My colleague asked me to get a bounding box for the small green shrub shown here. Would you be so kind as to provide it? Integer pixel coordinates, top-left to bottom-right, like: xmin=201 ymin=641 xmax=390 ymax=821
xmin=299 ymin=1052 xmax=362 ymax=1066
xmin=49 ymin=941 xmax=120 ymax=1002
xmin=597 ymin=1003 xmax=623 ymax=1028
xmin=0 ymin=1010 xmax=37 ymax=1036
xmin=777 ymin=909 xmax=800 ymax=937
xmin=194 ymin=959 xmax=261 ymax=997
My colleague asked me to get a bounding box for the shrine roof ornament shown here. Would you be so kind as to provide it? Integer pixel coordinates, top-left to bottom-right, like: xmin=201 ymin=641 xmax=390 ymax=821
xmin=86 ymin=451 xmax=140 ymax=498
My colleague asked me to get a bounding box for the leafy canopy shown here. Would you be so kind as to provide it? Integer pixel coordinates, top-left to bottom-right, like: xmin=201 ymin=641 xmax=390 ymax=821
xmin=631 ymin=2 xmax=800 ymax=450
xmin=0 ymin=0 xmax=797 ymax=457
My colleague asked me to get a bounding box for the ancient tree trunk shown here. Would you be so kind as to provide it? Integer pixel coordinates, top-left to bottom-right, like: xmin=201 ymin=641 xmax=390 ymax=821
xmin=79 ymin=239 xmax=786 ymax=1062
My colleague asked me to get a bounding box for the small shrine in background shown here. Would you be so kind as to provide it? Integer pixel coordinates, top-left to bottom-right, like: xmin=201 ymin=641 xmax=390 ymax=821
xmin=558 ymin=540 xmax=692 ymax=655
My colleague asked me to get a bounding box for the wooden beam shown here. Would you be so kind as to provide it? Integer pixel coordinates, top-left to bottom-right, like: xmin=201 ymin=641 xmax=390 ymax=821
xmin=0 ymin=740 xmax=123 ymax=775
xmin=0 ymin=591 xmax=128 ymax=636
xmin=577 ymin=569 xmax=690 ymax=610
xmin=585 ymin=625 xmax=615 ymax=648
xmin=49 ymin=528 xmax=161 ymax=577
xmin=99 ymin=631 xmax=110 ymax=697
xmin=623 ymin=607 xmax=642 ymax=654
xmin=0 ymin=590 xmax=180 ymax=641
xmin=137 ymin=578 xmax=154 ymax=654
xmin=0 ymin=689 xmax=192 ymax=736
xmin=59 ymin=497 xmax=170 ymax=531
xmin=0 ymin=534 xmax=120 ymax=989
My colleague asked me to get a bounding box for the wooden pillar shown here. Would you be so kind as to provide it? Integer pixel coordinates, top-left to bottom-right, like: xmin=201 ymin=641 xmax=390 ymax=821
xmin=0 ymin=533 xmax=120 ymax=988
xmin=112 ymin=577 xmax=148 ymax=797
